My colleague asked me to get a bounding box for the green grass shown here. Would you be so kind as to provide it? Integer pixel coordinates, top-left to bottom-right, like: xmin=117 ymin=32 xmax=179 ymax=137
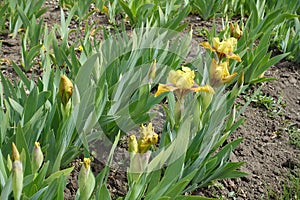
xmin=247 ymin=90 xmax=286 ymax=118
xmin=267 ymin=171 xmax=300 ymax=200
xmin=286 ymin=124 xmax=300 ymax=148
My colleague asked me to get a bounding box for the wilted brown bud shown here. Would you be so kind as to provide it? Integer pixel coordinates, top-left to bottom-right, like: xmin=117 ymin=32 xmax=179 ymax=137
xmin=230 ymin=22 xmax=243 ymax=40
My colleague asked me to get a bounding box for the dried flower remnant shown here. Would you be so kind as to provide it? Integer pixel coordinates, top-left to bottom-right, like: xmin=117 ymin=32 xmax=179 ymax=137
xmin=230 ymin=22 xmax=243 ymax=40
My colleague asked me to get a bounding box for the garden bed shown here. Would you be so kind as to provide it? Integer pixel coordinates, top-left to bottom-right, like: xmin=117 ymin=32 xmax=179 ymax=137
xmin=0 ymin=1 xmax=299 ymax=199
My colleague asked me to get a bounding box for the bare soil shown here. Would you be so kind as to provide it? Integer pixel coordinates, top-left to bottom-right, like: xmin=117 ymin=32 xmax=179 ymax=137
xmin=196 ymin=61 xmax=300 ymax=200
xmin=0 ymin=3 xmax=299 ymax=200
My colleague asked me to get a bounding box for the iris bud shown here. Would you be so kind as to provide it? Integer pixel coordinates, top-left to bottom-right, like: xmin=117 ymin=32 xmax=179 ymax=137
xmin=12 ymin=143 xmax=23 ymax=200
xmin=32 ymin=142 xmax=43 ymax=173
xmin=78 ymin=158 xmax=95 ymax=200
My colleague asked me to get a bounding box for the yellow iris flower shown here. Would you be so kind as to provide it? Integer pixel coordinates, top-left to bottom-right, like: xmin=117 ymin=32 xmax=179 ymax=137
xmin=154 ymin=67 xmax=215 ymax=97
xmin=128 ymin=123 xmax=158 ymax=154
xmin=139 ymin=123 xmax=158 ymax=154
xmin=210 ymin=59 xmax=238 ymax=87
xmin=201 ymin=37 xmax=241 ymax=62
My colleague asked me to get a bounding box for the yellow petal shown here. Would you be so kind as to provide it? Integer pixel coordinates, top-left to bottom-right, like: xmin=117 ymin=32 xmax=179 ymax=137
xmin=200 ymin=42 xmax=215 ymax=52
xmin=227 ymin=37 xmax=238 ymax=46
xmin=83 ymin=158 xmax=91 ymax=169
xmin=59 ymin=75 xmax=73 ymax=106
xmin=192 ymin=84 xmax=215 ymax=94
xmin=102 ymin=5 xmax=108 ymax=15
xmin=217 ymin=38 xmax=237 ymax=54
xmin=138 ymin=123 xmax=158 ymax=153
xmin=151 ymin=133 xmax=159 ymax=145
xmin=167 ymin=70 xmax=180 ymax=85
xmin=210 ymin=59 xmax=227 ymax=79
xmin=210 ymin=59 xmax=238 ymax=86
xmin=227 ymin=53 xmax=241 ymax=62
xmin=168 ymin=67 xmax=195 ymax=89
xmin=154 ymin=84 xmax=176 ymax=97
xmin=212 ymin=37 xmax=221 ymax=49
xmin=219 ymin=61 xmax=230 ymax=77
xmin=222 ymin=72 xmax=238 ymax=83
xmin=78 ymin=45 xmax=83 ymax=52
xmin=181 ymin=67 xmax=195 ymax=87
xmin=129 ymin=135 xmax=138 ymax=153
xmin=181 ymin=66 xmax=193 ymax=73
xmin=138 ymin=141 xmax=149 ymax=154
xmin=176 ymin=76 xmax=194 ymax=89
xmin=140 ymin=123 xmax=155 ymax=139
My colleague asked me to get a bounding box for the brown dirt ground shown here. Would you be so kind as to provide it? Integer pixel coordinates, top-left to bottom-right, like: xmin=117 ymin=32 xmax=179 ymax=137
xmin=0 ymin=2 xmax=299 ymax=200
xmin=195 ymin=61 xmax=300 ymax=200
